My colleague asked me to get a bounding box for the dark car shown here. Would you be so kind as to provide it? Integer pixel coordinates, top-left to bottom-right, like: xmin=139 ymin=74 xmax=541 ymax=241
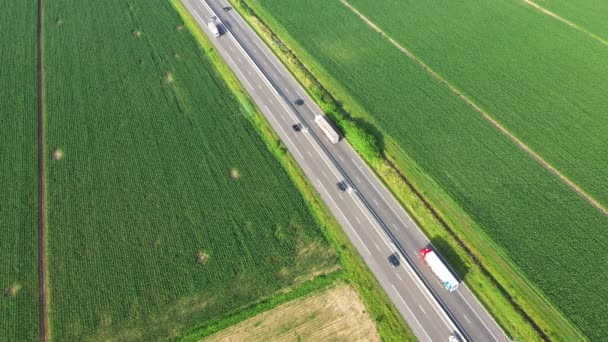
xmin=294 ymin=99 xmax=304 ymax=106
xmin=292 ymin=123 xmax=302 ymax=132
xmin=388 ymin=253 xmax=400 ymax=267
xmin=337 ymin=181 xmax=347 ymax=192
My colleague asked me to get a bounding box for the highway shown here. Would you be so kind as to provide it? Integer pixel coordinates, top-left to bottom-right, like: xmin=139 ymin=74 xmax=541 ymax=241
xmin=183 ymin=0 xmax=511 ymax=340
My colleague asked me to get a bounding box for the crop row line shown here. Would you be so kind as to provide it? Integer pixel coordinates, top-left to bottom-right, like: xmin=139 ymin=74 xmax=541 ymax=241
xmin=339 ymin=0 xmax=608 ymax=218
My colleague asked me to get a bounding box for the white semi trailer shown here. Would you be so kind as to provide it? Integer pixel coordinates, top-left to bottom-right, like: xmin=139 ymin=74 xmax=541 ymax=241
xmin=314 ymin=115 xmax=340 ymax=144
xmin=420 ymin=247 xmax=459 ymax=292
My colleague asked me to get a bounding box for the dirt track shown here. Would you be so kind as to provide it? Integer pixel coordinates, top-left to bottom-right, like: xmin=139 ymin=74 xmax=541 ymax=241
xmin=37 ymin=0 xmax=48 ymax=340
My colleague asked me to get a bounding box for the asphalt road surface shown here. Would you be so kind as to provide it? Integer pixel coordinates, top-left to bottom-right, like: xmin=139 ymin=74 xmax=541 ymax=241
xmin=184 ymin=0 xmax=511 ymax=340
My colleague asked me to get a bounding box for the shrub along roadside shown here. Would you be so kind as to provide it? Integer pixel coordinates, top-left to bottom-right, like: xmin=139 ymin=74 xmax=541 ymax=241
xmin=225 ymin=0 xmax=579 ymax=340
xmin=170 ymin=0 xmax=415 ymax=340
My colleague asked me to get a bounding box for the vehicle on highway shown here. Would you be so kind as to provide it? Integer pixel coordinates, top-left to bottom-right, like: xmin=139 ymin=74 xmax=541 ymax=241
xmin=337 ymin=181 xmax=347 ymax=192
xmin=292 ymin=123 xmax=302 ymax=132
xmin=294 ymin=99 xmax=304 ymax=106
xmin=448 ymin=334 xmax=460 ymax=342
xmin=388 ymin=253 xmax=400 ymax=267
xmin=314 ymin=114 xmax=340 ymax=144
xmin=208 ymin=18 xmax=220 ymax=37
xmin=420 ymin=247 xmax=459 ymax=292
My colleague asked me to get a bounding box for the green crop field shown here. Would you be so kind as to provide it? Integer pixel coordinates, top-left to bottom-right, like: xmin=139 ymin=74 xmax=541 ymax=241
xmin=347 ymin=0 xmax=608 ymax=209
xmin=0 ymin=1 xmax=39 ymax=341
xmin=532 ymin=0 xmax=608 ymax=41
xmin=42 ymin=0 xmax=337 ymax=340
xmin=244 ymin=0 xmax=608 ymax=339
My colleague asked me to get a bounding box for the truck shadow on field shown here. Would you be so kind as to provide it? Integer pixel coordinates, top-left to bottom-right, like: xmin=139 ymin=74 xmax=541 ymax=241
xmin=429 ymin=236 xmax=469 ymax=281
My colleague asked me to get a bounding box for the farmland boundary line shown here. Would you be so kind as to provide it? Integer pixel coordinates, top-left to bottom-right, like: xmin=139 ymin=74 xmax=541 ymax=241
xmin=340 ymin=0 xmax=608 ymax=219
xmin=522 ymin=0 xmax=608 ymax=47
xmin=37 ymin=0 xmax=49 ymax=339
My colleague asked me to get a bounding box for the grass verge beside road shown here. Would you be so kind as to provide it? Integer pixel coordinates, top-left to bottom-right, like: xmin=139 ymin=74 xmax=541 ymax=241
xmin=172 ymin=1 xmax=415 ymax=340
xmin=226 ymin=0 xmax=582 ymax=340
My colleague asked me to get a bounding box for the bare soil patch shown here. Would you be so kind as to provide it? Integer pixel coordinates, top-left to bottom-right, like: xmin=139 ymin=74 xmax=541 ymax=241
xmin=4 ymin=284 xmax=21 ymax=298
xmin=229 ymin=168 xmax=240 ymax=179
xmin=204 ymin=284 xmax=379 ymax=342
xmin=132 ymin=30 xmax=142 ymax=38
xmin=165 ymin=71 xmax=174 ymax=84
xmin=51 ymin=149 xmax=63 ymax=161
xmin=196 ymin=251 xmax=209 ymax=264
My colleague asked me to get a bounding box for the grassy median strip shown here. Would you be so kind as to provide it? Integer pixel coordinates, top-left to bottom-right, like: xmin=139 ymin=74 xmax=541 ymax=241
xmin=171 ymin=0 xmax=415 ymax=340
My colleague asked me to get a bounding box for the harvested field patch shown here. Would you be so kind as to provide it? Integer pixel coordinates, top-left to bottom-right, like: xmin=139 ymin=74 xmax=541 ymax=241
xmin=204 ymin=284 xmax=378 ymax=342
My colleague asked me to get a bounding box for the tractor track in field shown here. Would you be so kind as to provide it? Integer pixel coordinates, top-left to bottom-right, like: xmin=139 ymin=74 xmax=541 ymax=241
xmin=340 ymin=0 xmax=608 ymax=219
xmin=37 ymin=0 xmax=48 ymax=340
xmin=522 ymin=0 xmax=608 ymax=47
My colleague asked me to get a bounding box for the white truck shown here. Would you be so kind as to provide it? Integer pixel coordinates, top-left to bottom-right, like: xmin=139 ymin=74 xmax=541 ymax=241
xmin=314 ymin=115 xmax=340 ymax=144
xmin=207 ymin=20 xmax=220 ymax=37
xmin=420 ymin=247 xmax=459 ymax=292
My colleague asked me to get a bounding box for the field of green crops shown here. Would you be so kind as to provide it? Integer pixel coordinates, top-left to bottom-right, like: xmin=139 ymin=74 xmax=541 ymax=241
xmin=348 ymin=0 xmax=608 ymax=209
xmin=534 ymin=0 xmax=608 ymax=41
xmin=43 ymin=0 xmax=337 ymax=340
xmin=0 ymin=1 xmax=39 ymax=341
xmin=245 ymin=0 xmax=608 ymax=338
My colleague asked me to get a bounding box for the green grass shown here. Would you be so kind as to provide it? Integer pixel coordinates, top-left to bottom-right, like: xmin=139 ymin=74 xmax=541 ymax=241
xmin=533 ymin=0 xmax=608 ymax=41
xmin=43 ymin=0 xmax=339 ymax=340
xmin=0 ymin=1 xmax=39 ymax=341
xmin=347 ymin=0 xmax=608 ymax=209
xmin=238 ymin=0 xmax=608 ymax=339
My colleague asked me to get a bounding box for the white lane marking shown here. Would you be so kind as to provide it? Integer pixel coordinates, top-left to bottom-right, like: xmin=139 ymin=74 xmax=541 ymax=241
xmin=263 ymin=105 xmax=303 ymax=159
xmin=355 ymin=216 xmax=361 ymax=224
xmin=356 ymin=160 xmax=417 ymax=231
xmin=223 ymin=54 xmax=254 ymax=92
xmin=418 ymin=305 xmax=427 ymax=315
xmin=395 ymin=272 xmax=402 ymax=281
xmin=392 ymin=223 xmax=400 ymax=231
xmin=257 ymin=83 xmax=264 ymax=91
xmin=457 ymin=291 xmax=499 ymax=341
xmin=374 ymin=243 xmax=382 ymax=252
xmin=318 ymin=179 xmax=371 ymax=255
xmin=321 ymin=171 xmax=328 ymax=178
xmin=307 ymin=151 xmax=313 ymax=157
xmin=463 ymin=314 xmax=471 ymax=324
xmin=338 ymin=155 xmax=345 ymax=162
xmin=460 ymin=284 xmax=510 ymax=339
xmin=285 ymin=88 xmax=290 ymax=94
xmin=356 ymin=176 xmax=361 ymax=183
xmin=224 ymin=11 xmax=287 ymax=76
xmin=391 ymin=285 xmax=432 ymax=342
xmin=337 ymin=193 xmax=343 ymax=201
xmin=373 ymin=199 xmax=379 ymax=206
